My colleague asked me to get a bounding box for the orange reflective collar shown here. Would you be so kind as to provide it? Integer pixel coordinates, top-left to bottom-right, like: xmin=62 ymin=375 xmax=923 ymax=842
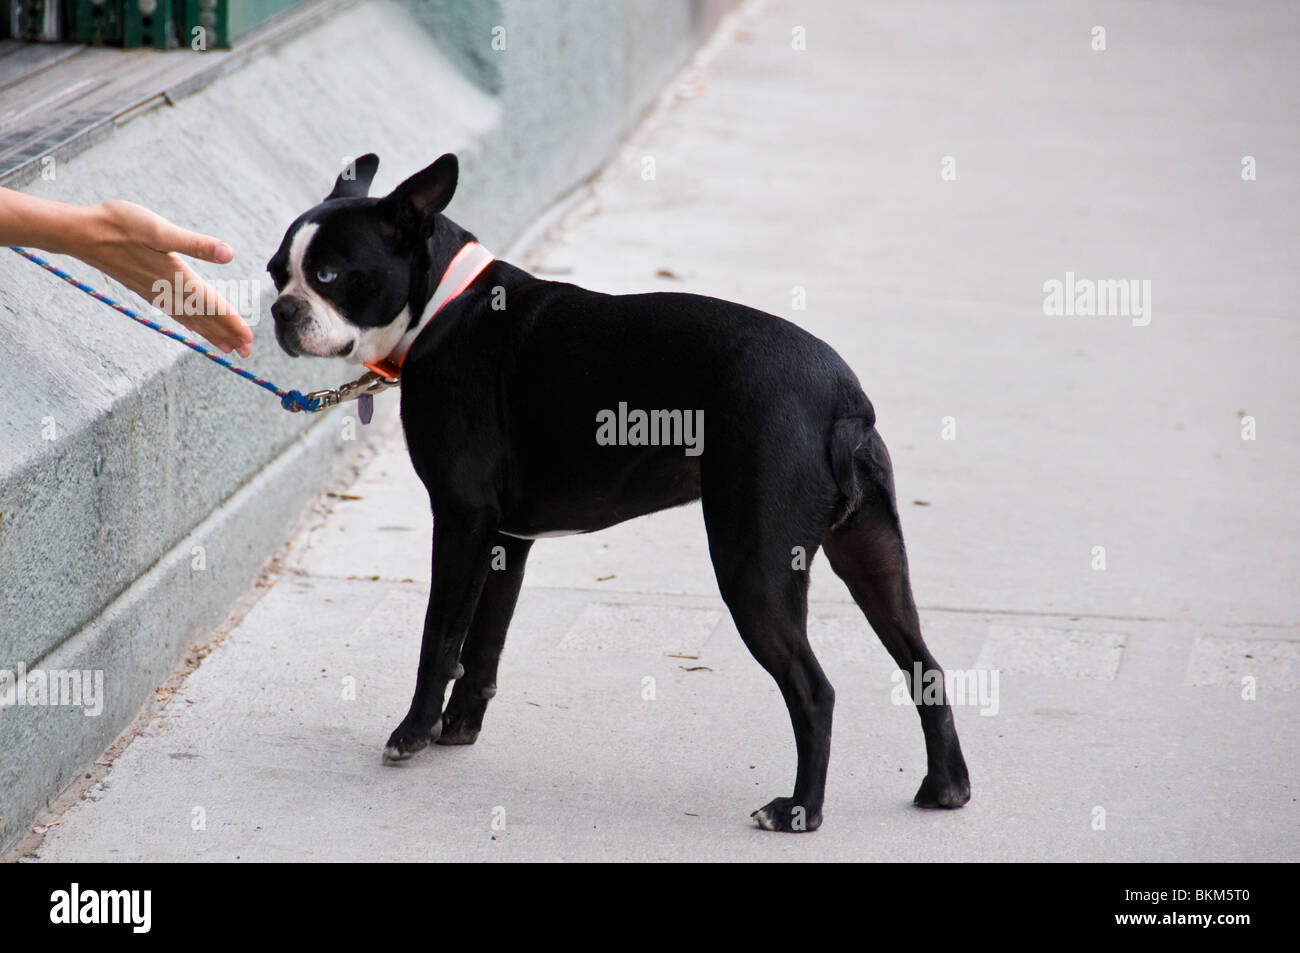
xmin=363 ymin=241 xmax=496 ymax=379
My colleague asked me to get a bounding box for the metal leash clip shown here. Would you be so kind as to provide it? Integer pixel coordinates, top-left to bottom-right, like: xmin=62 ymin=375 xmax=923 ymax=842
xmin=305 ymin=370 xmax=399 ymax=423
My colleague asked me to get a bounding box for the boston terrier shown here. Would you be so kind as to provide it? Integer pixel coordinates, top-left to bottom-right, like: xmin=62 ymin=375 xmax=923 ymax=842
xmin=267 ymin=153 xmax=970 ymax=832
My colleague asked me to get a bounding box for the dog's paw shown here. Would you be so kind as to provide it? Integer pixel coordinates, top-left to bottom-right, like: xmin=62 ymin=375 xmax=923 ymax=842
xmin=913 ymin=773 xmax=971 ymax=809
xmin=435 ymin=712 xmax=480 ymax=746
xmin=751 ymin=797 xmax=822 ymax=833
xmin=436 ymin=681 xmax=494 ymax=746
xmin=382 ymin=717 xmax=442 ymax=763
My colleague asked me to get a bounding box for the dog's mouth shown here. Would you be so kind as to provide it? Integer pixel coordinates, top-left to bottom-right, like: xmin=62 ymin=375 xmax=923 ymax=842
xmin=274 ymin=322 xmax=357 ymax=360
xmin=274 ymin=321 xmax=301 ymax=358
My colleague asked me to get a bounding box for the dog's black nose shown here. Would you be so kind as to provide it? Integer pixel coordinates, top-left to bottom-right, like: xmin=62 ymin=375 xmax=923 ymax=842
xmin=271 ymin=296 xmax=304 ymax=325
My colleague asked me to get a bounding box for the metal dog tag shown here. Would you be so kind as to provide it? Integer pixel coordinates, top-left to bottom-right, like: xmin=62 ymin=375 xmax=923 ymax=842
xmin=357 ymin=393 xmax=374 ymax=425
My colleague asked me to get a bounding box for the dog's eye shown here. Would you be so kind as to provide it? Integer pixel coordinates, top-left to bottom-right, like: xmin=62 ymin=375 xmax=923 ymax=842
xmin=316 ymin=269 xmax=338 ymax=284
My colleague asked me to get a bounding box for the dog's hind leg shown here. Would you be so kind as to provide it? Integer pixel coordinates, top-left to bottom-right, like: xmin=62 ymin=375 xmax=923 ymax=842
xmin=438 ymin=534 xmax=533 ymax=745
xmin=702 ymin=477 xmax=835 ymax=832
xmin=823 ymin=427 xmax=971 ymax=808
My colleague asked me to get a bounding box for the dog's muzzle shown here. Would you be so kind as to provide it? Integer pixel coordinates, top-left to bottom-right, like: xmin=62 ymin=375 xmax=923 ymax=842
xmin=271 ymin=294 xmax=310 ymax=355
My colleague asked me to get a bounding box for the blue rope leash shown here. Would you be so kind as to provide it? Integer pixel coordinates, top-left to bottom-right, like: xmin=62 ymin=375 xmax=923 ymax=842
xmin=9 ymin=246 xmax=321 ymax=412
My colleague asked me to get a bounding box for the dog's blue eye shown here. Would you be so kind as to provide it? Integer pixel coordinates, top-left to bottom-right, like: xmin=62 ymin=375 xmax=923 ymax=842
xmin=316 ymin=269 xmax=338 ymax=284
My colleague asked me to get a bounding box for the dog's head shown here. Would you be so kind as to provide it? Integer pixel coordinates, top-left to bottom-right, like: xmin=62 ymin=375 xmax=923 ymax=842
xmin=266 ymin=153 xmax=459 ymax=362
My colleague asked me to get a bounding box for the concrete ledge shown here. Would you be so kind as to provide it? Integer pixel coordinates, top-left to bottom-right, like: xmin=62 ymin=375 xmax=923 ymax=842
xmin=0 ymin=396 xmax=398 ymax=848
xmin=0 ymin=0 xmax=731 ymax=853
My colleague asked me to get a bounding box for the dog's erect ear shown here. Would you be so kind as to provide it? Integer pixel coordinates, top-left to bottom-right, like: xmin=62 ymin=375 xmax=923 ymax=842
xmin=326 ymin=153 xmax=380 ymax=200
xmin=385 ymin=154 xmax=458 ymax=234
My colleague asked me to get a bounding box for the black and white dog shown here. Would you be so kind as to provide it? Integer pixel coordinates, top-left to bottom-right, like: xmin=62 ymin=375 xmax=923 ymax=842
xmin=268 ymin=154 xmax=970 ymax=831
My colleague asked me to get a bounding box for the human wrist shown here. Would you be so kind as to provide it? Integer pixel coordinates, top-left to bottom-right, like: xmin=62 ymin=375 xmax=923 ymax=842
xmin=12 ymin=195 xmax=103 ymax=257
xmin=46 ymin=201 xmax=115 ymax=258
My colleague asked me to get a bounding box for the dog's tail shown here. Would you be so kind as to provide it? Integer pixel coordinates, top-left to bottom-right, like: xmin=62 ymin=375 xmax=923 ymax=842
xmin=829 ymin=404 xmax=896 ymax=532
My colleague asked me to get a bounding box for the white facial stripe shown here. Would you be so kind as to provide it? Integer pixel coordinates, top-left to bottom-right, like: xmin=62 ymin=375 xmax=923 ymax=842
xmin=281 ymin=222 xmax=357 ymax=357
xmin=280 ymin=221 xmax=410 ymax=363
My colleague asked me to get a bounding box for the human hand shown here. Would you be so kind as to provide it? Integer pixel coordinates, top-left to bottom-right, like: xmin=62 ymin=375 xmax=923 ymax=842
xmin=69 ymin=200 xmax=253 ymax=358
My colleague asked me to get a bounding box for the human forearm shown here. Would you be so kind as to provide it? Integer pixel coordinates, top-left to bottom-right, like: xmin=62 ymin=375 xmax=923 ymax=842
xmin=0 ymin=187 xmax=104 ymax=253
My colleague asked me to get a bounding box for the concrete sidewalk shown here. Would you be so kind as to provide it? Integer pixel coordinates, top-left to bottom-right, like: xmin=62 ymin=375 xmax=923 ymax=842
xmin=16 ymin=0 xmax=1299 ymax=861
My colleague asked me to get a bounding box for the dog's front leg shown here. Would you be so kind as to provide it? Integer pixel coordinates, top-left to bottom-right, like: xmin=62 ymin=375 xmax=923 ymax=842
xmin=383 ymin=511 xmax=499 ymax=762
xmin=438 ymin=533 xmax=533 ymax=745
